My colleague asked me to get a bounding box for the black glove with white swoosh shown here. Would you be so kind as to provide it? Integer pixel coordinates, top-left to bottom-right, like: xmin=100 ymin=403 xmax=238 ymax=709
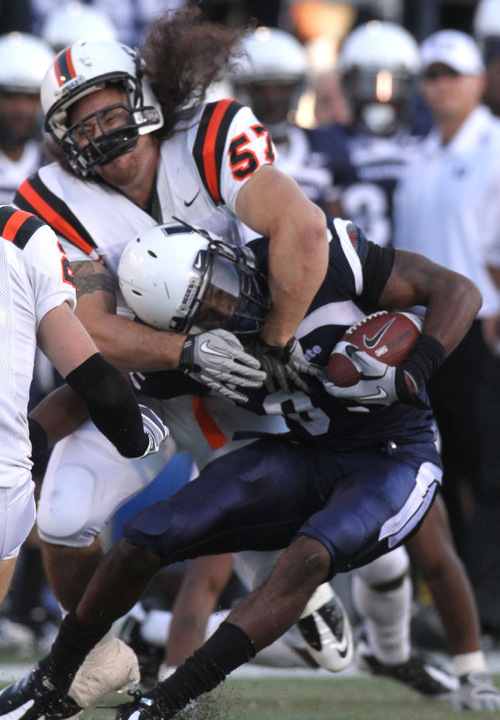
xmin=179 ymin=329 xmax=266 ymax=403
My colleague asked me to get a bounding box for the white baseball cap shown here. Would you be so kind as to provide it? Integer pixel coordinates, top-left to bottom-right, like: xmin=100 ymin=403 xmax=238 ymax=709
xmin=420 ymin=29 xmax=485 ymax=74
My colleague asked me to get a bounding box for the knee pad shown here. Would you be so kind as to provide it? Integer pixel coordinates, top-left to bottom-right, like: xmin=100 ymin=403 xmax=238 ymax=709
xmin=37 ymin=464 xmax=98 ymax=546
xmin=356 ymin=546 xmax=410 ymax=587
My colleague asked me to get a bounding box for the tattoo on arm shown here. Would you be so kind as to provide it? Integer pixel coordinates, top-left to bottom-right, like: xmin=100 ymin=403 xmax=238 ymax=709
xmin=72 ymin=261 xmax=115 ymax=300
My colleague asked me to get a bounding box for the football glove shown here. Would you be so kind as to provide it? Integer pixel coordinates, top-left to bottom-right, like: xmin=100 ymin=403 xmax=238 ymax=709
xmin=138 ymin=405 xmax=169 ymax=457
xmin=322 ymin=342 xmax=403 ymax=408
xmin=251 ymin=337 xmax=319 ymax=394
xmin=179 ymin=329 xmax=266 ymax=403
xmin=451 ymin=672 xmax=500 ymax=711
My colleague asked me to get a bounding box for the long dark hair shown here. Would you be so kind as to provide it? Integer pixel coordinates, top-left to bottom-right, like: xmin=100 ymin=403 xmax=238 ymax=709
xmin=142 ymin=6 xmax=245 ymax=139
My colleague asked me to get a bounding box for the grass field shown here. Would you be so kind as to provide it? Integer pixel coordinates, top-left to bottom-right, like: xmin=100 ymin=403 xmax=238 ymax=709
xmin=4 ymin=674 xmax=495 ymax=720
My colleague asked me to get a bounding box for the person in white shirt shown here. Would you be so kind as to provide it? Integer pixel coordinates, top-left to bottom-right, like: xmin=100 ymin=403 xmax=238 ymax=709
xmin=0 ymin=32 xmax=54 ymax=206
xmin=394 ymin=29 xmax=500 ymax=646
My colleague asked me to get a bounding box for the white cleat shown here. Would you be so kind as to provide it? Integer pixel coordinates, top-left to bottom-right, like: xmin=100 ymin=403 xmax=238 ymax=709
xmin=296 ymin=583 xmax=354 ymax=672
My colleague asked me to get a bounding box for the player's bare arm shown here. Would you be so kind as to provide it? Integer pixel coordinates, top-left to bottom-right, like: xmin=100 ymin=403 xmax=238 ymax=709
xmin=235 ymin=164 xmax=328 ymax=345
xmin=71 ymin=259 xmax=186 ymax=371
xmin=378 ymin=248 xmax=482 ymax=356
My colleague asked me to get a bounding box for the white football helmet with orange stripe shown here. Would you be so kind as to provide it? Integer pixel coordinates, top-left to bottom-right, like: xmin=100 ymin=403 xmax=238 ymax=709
xmin=40 ymin=39 xmax=163 ymax=176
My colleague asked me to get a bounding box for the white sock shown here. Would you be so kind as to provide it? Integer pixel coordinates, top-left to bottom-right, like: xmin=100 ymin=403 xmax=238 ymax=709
xmin=353 ymin=574 xmax=412 ymax=665
xmin=453 ymin=651 xmax=487 ymax=678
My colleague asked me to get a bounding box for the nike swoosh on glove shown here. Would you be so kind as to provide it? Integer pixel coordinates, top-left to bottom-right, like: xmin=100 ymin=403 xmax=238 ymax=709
xmin=179 ymin=329 xmax=266 ymax=403
xmin=251 ymin=337 xmax=319 ymax=394
xmin=138 ymin=405 xmax=169 ymax=457
xmin=322 ymin=342 xmax=402 ymax=409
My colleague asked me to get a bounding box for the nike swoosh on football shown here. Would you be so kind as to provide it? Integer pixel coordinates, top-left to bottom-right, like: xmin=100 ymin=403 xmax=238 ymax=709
xmin=363 ymin=318 xmax=396 ymax=348
xmin=184 ymin=190 xmax=200 ymax=207
xmin=200 ymin=341 xmax=230 ymax=358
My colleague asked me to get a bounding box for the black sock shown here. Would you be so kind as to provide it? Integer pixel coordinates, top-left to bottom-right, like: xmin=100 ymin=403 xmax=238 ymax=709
xmin=153 ymin=622 xmax=255 ymax=712
xmin=39 ymin=611 xmax=111 ymax=693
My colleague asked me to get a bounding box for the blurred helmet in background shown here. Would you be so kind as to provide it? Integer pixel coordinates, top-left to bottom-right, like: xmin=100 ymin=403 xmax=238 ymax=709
xmin=232 ymin=27 xmax=307 ymax=137
xmin=338 ymin=21 xmax=420 ymax=136
xmin=40 ymin=2 xmax=119 ymax=53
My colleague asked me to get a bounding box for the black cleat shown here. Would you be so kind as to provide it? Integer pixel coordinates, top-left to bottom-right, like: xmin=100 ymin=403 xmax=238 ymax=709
xmin=356 ymin=633 xmax=458 ymax=697
xmin=0 ymin=664 xmax=82 ymax=720
xmin=115 ymin=689 xmax=177 ymax=720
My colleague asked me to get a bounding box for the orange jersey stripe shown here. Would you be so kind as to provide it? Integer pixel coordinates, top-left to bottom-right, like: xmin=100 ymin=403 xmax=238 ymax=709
xmin=2 ymin=210 xmax=34 ymax=242
xmin=202 ymin=99 xmax=234 ymax=204
xmin=193 ymin=396 xmax=227 ymax=450
xmin=17 ymin=180 xmax=96 ymax=256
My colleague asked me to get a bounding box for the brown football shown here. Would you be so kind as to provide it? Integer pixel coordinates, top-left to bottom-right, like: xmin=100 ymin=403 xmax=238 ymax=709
xmin=327 ymin=311 xmax=423 ymax=387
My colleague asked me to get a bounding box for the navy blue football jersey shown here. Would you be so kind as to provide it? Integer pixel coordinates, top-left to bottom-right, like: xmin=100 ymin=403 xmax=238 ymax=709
xmin=135 ymin=215 xmax=435 ymax=451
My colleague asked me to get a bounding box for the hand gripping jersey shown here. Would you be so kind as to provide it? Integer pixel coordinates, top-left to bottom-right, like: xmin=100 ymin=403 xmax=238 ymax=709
xmin=0 ymin=205 xmax=76 ymax=486
xmin=14 ymin=100 xmax=276 ymax=295
xmin=136 ymin=216 xmax=436 ymax=451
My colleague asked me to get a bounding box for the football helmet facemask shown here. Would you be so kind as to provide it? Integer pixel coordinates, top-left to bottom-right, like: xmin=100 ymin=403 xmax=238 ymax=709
xmin=118 ymin=223 xmax=270 ymax=338
xmin=41 ymin=39 xmax=163 ymax=176
xmin=339 ymin=21 xmax=420 ymax=136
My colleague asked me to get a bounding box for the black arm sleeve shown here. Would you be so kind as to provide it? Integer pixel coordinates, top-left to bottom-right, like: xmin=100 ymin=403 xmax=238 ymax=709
xmin=358 ymin=243 xmax=396 ymax=312
xmin=65 ymin=353 xmax=148 ymax=458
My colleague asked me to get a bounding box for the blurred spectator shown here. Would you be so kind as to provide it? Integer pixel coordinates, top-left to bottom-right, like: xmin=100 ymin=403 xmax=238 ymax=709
xmin=0 ymin=32 xmax=53 ymax=205
xmin=30 ymin=0 xmax=181 ymax=48
xmin=29 ymin=0 xmax=283 ymax=48
xmin=311 ymin=70 xmax=352 ymax=126
xmin=231 ymin=26 xmax=334 ymax=213
xmin=39 ymin=2 xmax=118 ymax=53
xmin=474 ymin=0 xmax=500 ymax=116
xmin=317 ymin=21 xmax=428 ymax=246
xmin=393 ymin=29 xmax=500 ymax=638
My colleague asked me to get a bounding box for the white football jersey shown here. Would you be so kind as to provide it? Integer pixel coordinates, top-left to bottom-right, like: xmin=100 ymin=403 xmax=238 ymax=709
xmin=14 ymin=100 xmax=275 ymax=323
xmin=0 ymin=206 xmax=76 ymax=486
